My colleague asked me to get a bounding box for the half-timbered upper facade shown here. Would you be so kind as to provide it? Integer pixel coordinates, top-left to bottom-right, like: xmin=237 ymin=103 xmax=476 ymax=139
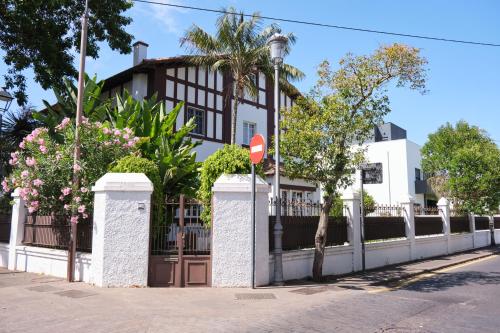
xmin=102 ymin=41 xmax=320 ymax=201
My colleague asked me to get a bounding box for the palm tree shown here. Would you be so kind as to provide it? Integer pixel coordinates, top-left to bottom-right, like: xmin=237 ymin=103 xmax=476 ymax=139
xmin=181 ymin=7 xmax=304 ymax=145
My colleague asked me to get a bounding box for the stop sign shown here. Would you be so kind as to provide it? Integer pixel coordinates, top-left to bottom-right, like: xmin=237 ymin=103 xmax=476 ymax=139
xmin=249 ymin=134 xmax=265 ymax=164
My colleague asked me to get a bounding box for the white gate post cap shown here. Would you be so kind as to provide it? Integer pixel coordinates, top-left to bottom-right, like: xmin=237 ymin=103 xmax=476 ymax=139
xmin=437 ymin=197 xmax=449 ymax=207
xmin=92 ymin=173 xmax=153 ymax=192
xmin=212 ymin=174 xmax=270 ymax=193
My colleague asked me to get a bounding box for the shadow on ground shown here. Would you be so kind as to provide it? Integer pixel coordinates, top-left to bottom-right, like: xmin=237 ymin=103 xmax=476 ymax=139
xmin=399 ymin=271 xmax=500 ymax=293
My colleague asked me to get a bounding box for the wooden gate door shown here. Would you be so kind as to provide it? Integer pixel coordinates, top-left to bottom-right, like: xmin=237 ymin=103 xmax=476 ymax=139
xmin=149 ymin=196 xmax=211 ymax=287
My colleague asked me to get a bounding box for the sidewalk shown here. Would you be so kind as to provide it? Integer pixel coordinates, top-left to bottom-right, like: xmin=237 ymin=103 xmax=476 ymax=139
xmin=0 ymin=247 xmax=498 ymax=333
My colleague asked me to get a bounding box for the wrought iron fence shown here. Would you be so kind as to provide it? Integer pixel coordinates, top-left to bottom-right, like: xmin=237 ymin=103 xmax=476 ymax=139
xmin=269 ymin=199 xmax=348 ymax=251
xmin=363 ymin=204 xmax=405 ymax=241
xmin=414 ymin=206 xmax=440 ymax=216
xmin=450 ymin=210 xmax=470 ymax=234
xmin=475 ymin=216 xmax=490 ymax=231
xmin=0 ymin=213 xmax=11 ymax=243
xmin=22 ymin=215 xmax=93 ymax=252
xmin=495 ymin=216 xmax=500 ymax=229
xmin=367 ymin=204 xmax=403 ymax=217
xmin=150 ymin=199 xmax=210 ymax=256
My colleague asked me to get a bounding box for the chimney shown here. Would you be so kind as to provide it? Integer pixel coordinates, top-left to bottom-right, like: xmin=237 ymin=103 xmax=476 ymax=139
xmin=133 ymin=41 xmax=149 ymax=66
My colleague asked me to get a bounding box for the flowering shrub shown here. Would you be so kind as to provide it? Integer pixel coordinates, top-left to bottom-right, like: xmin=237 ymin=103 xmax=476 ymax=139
xmin=2 ymin=117 xmax=138 ymax=222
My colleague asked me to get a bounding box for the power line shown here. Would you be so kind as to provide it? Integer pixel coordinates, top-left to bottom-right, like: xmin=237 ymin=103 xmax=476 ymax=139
xmin=132 ymin=0 xmax=500 ymax=47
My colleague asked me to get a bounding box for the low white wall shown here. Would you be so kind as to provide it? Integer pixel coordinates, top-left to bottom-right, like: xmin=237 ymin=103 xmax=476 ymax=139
xmin=14 ymin=246 xmax=91 ymax=282
xmin=474 ymin=230 xmax=491 ymax=248
xmin=365 ymin=239 xmax=411 ymax=270
xmin=449 ymin=233 xmax=474 ymax=253
xmin=270 ymin=245 xmax=354 ymax=281
xmin=0 ymin=242 xmax=8 ymax=268
xmin=495 ymin=229 xmax=500 ymax=244
xmin=414 ymin=235 xmax=447 ymax=259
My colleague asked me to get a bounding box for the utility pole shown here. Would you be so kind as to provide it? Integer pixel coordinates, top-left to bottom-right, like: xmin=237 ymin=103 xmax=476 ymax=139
xmin=68 ymin=0 xmax=89 ymax=282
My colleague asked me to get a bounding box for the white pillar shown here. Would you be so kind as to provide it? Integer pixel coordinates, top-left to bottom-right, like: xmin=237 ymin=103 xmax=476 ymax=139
xmin=469 ymin=212 xmax=476 ymax=248
xmin=401 ymin=195 xmax=416 ymax=260
xmin=211 ymin=174 xmax=270 ymax=287
xmin=342 ymin=189 xmax=362 ymax=272
xmin=91 ymin=173 xmax=153 ymax=287
xmin=438 ymin=197 xmax=451 ymax=254
xmin=8 ymin=188 xmax=27 ymax=270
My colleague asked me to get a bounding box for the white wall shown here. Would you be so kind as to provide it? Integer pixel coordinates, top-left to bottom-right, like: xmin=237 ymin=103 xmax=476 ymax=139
xmin=0 ymin=242 xmax=8 ymax=267
xmin=14 ymin=246 xmax=91 ymax=282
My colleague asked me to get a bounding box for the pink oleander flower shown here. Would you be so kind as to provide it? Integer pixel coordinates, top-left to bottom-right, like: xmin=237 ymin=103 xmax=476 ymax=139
xmin=37 ymin=138 xmax=45 ymax=145
xmin=113 ymin=139 xmax=120 ymax=145
xmin=122 ymin=133 xmax=130 ymax=140
xmin=59 ymin=195 xmax=64 ymax=201
xmin=113 ymin=129 xmax=121 ymax=136
xmin=32 ymin=128 xmax=41 ymax=136
xmin=56 ymin=117 xmax=71 ymax=130
xmin=28 ymin=206 xmax=37 ymax=214
xmin=80 ymin=187 xmax=88 ymax=193
xmin=73 ymin=164 xmax=81 ymax=172
xmin=19 ymin=141 xmax=25 ymax=149
xmin=133 ymin=137 xmax=140 ymax=143
xmin=1 ymin=180 xmax=9 ymax=192
xmin=78 ymin=205 xmax=85 ymax=213
xmin=64 ymin=204 xmax=70 ymax=211
xmin=103 ymin=141 xmax=111 ymax=146
xmin=31 ymin=189 xmax=39 ymax=197
xmin=11 ymin=152 xmax=18 ymax=159
xmin=31 ymin=201 xmax=39 ymax=208
xmin=21 ymin=170 xmax=29 ymax=178
xmin=124 ymin=128 xmax=132 ymax=135
xmin=39 ymin=145 xmax=48 ymax=154
xmin=25 ymin=134 xmax=34 ymax=142
xmin=8 ymin=159 xmax=17 ymax=166
xmin=70 ymin=216 xmax=79 ymax=224
xmin=33 ymin=179 xmax=43 ymax=187
xmin=126 ymin=140 xmax=135 ymax=148
xmin=74 ymin=196 xmax=81 ymax=203
xmin=26 ymin=157 xmax=36 ymax=167
xmin=61 ymin=187 xmax=71 ymax=196
xmin=102 ymin=127 xmax=111 ymax=135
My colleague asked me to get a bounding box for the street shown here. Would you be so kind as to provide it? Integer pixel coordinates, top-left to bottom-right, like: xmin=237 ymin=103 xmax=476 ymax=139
xmin=1 ymin=253 xmax=499 ymax=333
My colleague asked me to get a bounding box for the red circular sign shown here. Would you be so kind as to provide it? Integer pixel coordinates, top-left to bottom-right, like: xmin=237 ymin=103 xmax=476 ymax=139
xmin=249 ymin=134 xmax=266 ymax=164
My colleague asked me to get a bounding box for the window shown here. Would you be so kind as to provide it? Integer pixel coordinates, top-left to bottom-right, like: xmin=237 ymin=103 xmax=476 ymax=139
xmin=187 ymin=107 xmax=205 ymax=135
xmin=415 ymin=168 xmax=422 ymax=181
xmin=243 ymin=121 xmax=256 ymax=145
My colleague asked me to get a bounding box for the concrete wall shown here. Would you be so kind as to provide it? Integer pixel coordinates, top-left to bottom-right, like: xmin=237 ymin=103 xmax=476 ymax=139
xmin=14 ymin=246 xmax=91 ymax=282
xmin=0 ymin=242 xmax=8 ymax=267
xmin=365 ymin=239 xmax=411 ymax=270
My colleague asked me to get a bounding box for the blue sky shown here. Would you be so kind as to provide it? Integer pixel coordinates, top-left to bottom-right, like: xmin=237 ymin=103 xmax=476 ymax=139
xmin=1 ymin=0 xmax=499 ymax=145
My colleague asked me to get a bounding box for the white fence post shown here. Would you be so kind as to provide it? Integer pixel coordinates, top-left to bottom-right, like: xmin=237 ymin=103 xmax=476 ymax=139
xmin=342 ymin=189 xmax=362 ymax=272
xmin=469 ymin=212 xmax=476 ymax=248
xmin=8 ymin=188 xmax=27 ymax=270
xmin=438 ymin=198 xmax=451 ymax=254
xmin=401 ymin=195 xmax=415 ymax=260
xmin=211 ymin=174 xmax=270 ymax=287
xmin=91 ymin=173 xmax=153 ymax=287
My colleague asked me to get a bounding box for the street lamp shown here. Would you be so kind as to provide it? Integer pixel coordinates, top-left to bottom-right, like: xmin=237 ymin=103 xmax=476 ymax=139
xmin=0 ymin=87 xmax=14 ymax=180
xmin=268 ymin=33 xmax=287 ymax=285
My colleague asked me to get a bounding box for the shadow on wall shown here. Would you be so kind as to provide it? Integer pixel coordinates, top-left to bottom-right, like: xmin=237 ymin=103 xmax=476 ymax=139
xmin=401 ymin=271 xmax=500 ymax=293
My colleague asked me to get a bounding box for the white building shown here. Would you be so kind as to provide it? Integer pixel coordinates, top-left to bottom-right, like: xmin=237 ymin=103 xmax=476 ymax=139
xmin=340 ymin=123 xmax=432 ymax=207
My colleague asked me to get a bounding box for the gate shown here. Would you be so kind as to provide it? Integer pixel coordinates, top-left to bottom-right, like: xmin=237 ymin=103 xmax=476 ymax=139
xmin=149 ymin=196 xmax=211 ymax=287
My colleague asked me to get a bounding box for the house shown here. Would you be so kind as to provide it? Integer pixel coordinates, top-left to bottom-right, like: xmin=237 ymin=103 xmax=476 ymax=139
xmin=340 ymin=122 xmax=435 ymax=207
xmin=101 ymin=41 xmax=321 ymax=202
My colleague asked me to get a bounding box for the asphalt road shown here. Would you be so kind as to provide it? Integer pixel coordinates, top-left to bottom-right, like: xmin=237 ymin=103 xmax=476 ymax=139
xmin=246 ymin=255 xmax=500 ymax=333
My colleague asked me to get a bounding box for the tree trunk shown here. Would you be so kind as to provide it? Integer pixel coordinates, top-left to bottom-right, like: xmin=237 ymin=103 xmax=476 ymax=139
xmin=230 ymin=84 xmax=240 ymax=145
xmin=312 ymin=196 xmax=333 ymax=281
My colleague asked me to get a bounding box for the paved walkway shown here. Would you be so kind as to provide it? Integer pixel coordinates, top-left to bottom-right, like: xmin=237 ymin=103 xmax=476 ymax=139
xmin=0 ymin=248 xmax=497 ymax=333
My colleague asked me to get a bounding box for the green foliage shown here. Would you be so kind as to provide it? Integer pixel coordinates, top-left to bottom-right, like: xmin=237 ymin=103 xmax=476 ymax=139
xmin=422 ymin=121 xmax=500 ymax=214
xmin=110 ymin=155 xmax=164 ymax=226
xmin=181 ymin=7 xmax=303 ymax=144
xmin=34 ymin=75 xmax=109 ymax=140
xmin=107 ymin=91 xmax=201 ymax=200
xmin=281 ymin=44 xmax=427 ymax=200
xmin=1 ymin=0 xmax=133 ymax=105
xmin=198 ymin=145 xmax=263 ymax=224
xmin=330 ymin=191 xmax=376 ymax=217
xmin=2 ymin=119 xmax=137 ymax=221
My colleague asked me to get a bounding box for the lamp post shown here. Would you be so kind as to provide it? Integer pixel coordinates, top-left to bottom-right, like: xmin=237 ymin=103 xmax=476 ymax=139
xmin=268 ymin=33 xmax=287 ymax=285
xmin=0 ymin=88 xmax=14 ymax=181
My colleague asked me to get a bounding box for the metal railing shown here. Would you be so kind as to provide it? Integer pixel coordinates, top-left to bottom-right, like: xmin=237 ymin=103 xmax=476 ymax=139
xmin=22 ymin=215 xmax=93 ymax=252
xmin=475 ymin=216 xmax=490 ymax=231
xmin=364 ymin=204 xmax=405 ymax=241
xmin=0 ymin=213 xmax=11 ymax=243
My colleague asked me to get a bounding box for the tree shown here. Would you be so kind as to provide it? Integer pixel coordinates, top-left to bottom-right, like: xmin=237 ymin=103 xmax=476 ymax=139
xmin=331 ymin=191 xmax=376 ymax=217
xmin=180 ymin=7 xmax=304 ymax=144
xmin=0 ymin=0 xmax=133 ymax=105
xmin=198 ymin=144 xmax=263 ymax=224
xmin=280 ymin=44 xmax=427 ymax=280
xmin=421 ymin=121 xmax=500 ymax=214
